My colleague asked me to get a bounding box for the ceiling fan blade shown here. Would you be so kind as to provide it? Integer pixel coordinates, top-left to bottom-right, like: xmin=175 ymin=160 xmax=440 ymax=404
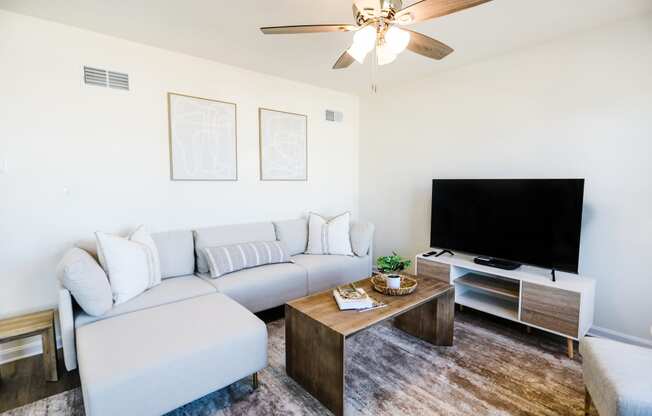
xmin=332 ymin=51 xmax=355 ymax=69
xmin=396 ymin=0 xmax=492 ymax=25
xmin=260 ymin=24 xmax=358 ymax=34
xmin=406 ymin=30 xmax=454 ymax=60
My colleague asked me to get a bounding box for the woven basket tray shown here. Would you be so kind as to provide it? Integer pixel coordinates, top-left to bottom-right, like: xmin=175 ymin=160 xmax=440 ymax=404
xmin=371 ymin=274 xmax=418 ymax=296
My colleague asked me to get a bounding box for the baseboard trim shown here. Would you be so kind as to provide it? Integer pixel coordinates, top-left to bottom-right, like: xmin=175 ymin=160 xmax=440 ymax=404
xmin=0 ymin=336 xmax=63 ymax=366
xmin=588 ymin=326 xmax=652 ymax=348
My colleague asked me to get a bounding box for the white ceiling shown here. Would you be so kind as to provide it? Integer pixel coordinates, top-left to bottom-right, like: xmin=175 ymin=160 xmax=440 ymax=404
xmin=1 ymin=0 xmax=651 ymax=95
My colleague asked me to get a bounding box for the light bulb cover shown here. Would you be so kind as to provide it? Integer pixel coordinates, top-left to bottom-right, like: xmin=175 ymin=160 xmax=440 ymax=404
xmin=385 ymin=26 xmax=410 ymax=54
xmin=347 ymin=43 xmax=369 ymax=63
xmin=376 ymin=43 xmax=397 ymax=66
xmin=347 ymin=25 xmax=377 ymax=64
xmin=353 ymin=25 xmax=376 ymax=52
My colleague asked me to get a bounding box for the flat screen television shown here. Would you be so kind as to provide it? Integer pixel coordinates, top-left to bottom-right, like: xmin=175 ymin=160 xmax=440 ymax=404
xmin=430 ymin=179 xmax=584 ymax=273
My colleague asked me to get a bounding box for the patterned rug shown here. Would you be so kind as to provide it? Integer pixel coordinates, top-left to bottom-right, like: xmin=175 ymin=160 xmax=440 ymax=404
xmin=2 ymin=312 xmax=592 ymax=415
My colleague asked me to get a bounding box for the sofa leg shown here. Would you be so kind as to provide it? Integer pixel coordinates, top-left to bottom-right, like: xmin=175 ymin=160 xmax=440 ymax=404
xmin=584 ymin=388 xmax=592 ymax=415
xmin=252 ymin=372 xmax=259 ymax=390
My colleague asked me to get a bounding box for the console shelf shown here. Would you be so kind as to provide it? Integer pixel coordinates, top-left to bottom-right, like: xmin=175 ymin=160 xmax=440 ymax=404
xmin=455 ymin=290 xmax=518 ymax=321
xmin=455 ymin=273 xmax=519 ymax=301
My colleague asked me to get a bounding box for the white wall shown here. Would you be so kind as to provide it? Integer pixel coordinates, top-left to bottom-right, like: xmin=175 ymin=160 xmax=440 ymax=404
xmin=359 ymin=15 xmax=652 ymax=343
xmin=1 ymin=8 xmax=650 ymax=356
xmin=0 ymin=10 xmax=360 ymax=319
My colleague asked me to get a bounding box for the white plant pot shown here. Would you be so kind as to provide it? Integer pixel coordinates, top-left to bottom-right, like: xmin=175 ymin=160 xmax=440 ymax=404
xmin=386 ymin=274 xmax=401 ymax=289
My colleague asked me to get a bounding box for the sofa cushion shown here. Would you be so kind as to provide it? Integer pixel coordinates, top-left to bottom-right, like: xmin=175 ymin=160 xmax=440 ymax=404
xmin=77 ymin=293 xmax=267 ymax=416
xmin=56 ymin=248 xmax=113 ymax=317
xmin=350 ymin=222 xmax=375 ymax=257
xmin=203 ymin=241 xmax=291 ymax=278
xmin=151 ymin=230 xmax=195 ymax=278
xmin=580 ymin=337 xmax=652 ymax=416
xmin=201 ymin=263 xmax=308 ymax=312
xmin=273 ymin=218 xmax=308 ymax=255
xmin=292 ymin=254 xmax=371 ymax=294
xmin=75 ymin=275 xmax=216 ymax=328
xmin=194 ymin=222 xmax=276 ymax=274
xmin=292 ymin=254 xmax=371 ymax=293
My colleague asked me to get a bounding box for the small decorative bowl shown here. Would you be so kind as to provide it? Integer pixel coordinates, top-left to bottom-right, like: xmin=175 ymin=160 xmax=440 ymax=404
xmin=371 ymin=274 xmax=418 ymax=296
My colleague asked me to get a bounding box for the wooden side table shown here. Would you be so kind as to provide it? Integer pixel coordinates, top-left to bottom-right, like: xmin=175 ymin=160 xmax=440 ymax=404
xmin=0 ymin=310 xmax=58 ymax=381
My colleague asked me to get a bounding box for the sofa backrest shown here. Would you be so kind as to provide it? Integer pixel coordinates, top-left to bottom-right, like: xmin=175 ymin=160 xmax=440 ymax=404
xmin=193 ymin=222 xmax=276 ymax=274
xmin=272 ymin=218 xmax=375 ymax=257
xmin=273 ymin=218 xmax=308 ymax=256
xmin=150 ymin=230 xmax=195 ymax=279
xmin=73 ymin=219 xmax=372 ymax=279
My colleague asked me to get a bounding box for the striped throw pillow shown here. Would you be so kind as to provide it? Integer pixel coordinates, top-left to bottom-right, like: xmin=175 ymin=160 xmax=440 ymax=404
xmin=203 ymin=241 xmax=292 ymax=278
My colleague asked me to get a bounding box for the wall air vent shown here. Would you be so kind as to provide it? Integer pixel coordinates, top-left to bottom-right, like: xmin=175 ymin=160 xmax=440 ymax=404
xmin=83 ymin=66 xmax=129 ymax=90
xmin=108 ymin=71 xmax=129 ymax=90
xmin=325 ymin=110 xmax=343 ymax=122
xmin=83 ymin=66 xmax=107 ymax=87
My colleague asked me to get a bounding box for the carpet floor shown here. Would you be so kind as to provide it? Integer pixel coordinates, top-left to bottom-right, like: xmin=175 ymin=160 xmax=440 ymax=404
xmin=2 ymin=311 xmax=592 ymax=415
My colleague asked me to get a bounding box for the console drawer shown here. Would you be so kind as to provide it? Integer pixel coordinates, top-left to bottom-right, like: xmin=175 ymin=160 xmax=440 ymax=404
xmin=521 ymin=282 xmax=580 ymax=337
xmin=417 ymin=258 xmax=450 ymax=283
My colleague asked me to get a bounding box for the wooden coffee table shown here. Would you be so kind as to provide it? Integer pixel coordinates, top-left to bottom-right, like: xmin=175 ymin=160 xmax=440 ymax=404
xmin=285 ymin=274 xmax=454 ymax=416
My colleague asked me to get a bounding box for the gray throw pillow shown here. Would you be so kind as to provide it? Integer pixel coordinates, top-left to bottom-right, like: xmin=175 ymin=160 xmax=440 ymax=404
xmin=203 ymin=241 xmax=291 ymax=278
xmin=56 ymin=248 xmax=113 ymax=316
xmin=350 ymin=222 xmax=375 ymax=257
xmin=273 ymin=218 xmax=308 ymax=256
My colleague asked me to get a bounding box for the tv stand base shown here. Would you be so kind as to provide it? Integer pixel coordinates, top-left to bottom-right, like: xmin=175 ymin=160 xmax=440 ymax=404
xmin=416 ymin=252 xmax=596 ymax=362
xmin=473 ymin=256 xmax=521 ymax=270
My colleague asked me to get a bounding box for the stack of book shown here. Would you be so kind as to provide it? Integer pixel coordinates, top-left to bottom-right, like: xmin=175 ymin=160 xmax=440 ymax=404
xmin=333 ymin=285 xmax=386 ymax=312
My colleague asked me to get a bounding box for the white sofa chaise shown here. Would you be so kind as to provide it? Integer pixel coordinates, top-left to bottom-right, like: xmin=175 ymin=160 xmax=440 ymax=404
xmin=58 ymin=219 xmax=374 ymax=416
xmin=77 ymin=293 xmax=267 ymax=416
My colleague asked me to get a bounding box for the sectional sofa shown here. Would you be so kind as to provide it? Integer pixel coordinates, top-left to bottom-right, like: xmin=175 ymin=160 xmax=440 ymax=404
xmin=58 ymin=218 xmax=374 ymax=416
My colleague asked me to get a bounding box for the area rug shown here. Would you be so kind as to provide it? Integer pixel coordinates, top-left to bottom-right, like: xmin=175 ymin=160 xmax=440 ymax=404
xmin=2 ymin=312 xmax=592 ymax=415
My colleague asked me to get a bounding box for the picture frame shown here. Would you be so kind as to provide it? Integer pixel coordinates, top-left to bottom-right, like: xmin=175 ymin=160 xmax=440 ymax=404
xmin=167 ymin=92 xmax=238 ymax=181
xmin=258 ymin=107 xmax=308 ymax=181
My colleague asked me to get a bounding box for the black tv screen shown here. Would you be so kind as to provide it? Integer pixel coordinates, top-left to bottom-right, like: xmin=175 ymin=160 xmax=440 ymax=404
xmin=430 ymin=179 xmax=584 ymax=273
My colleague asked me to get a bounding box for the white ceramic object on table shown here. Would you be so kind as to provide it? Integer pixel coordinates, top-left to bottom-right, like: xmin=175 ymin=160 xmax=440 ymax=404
xmin=386 ymin=274 xmax=401 ymax=289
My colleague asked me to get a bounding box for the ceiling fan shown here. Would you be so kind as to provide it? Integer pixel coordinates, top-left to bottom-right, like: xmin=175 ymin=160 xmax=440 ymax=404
xmin=260 ymin=0 xmax=492 ymax=69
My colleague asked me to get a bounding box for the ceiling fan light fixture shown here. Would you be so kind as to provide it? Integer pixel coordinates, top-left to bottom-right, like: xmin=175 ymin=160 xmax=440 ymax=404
xmin=376 ymin=43 xmax=397 ymax=66
xmin=385 ymin=26 xmax=410 ymax=54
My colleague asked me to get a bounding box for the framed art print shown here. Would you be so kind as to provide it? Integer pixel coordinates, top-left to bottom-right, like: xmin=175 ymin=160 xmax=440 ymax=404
xmin=168 ymin=92 xmax=237 ymax=181
xmin=259 ymin=108 xmax=307 ymax=181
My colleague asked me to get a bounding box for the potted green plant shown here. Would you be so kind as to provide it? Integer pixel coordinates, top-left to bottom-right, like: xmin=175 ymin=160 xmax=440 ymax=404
xmin=376 ymin=252 xmax=412 ymax=289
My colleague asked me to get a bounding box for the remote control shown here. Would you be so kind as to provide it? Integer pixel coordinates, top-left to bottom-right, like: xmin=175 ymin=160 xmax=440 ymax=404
xmin=422 ymin=251 xmax=438 ymax=257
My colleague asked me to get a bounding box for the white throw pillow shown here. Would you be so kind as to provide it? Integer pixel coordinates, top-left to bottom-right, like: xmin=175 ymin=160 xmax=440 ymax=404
xmin=130 ymin=226 xmax=161 ymax=286
xmin=306 ymin=212 xmax=353 ymax=256
xmin=95 ymin=226 xmax=161 ymax=305
xmin=57 ymin=247 xmax=113 ymax=317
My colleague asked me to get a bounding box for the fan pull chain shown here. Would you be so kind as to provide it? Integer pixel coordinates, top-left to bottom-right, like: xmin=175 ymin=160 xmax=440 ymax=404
xmin=370 ymin=48 xmax=378 ymax=94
